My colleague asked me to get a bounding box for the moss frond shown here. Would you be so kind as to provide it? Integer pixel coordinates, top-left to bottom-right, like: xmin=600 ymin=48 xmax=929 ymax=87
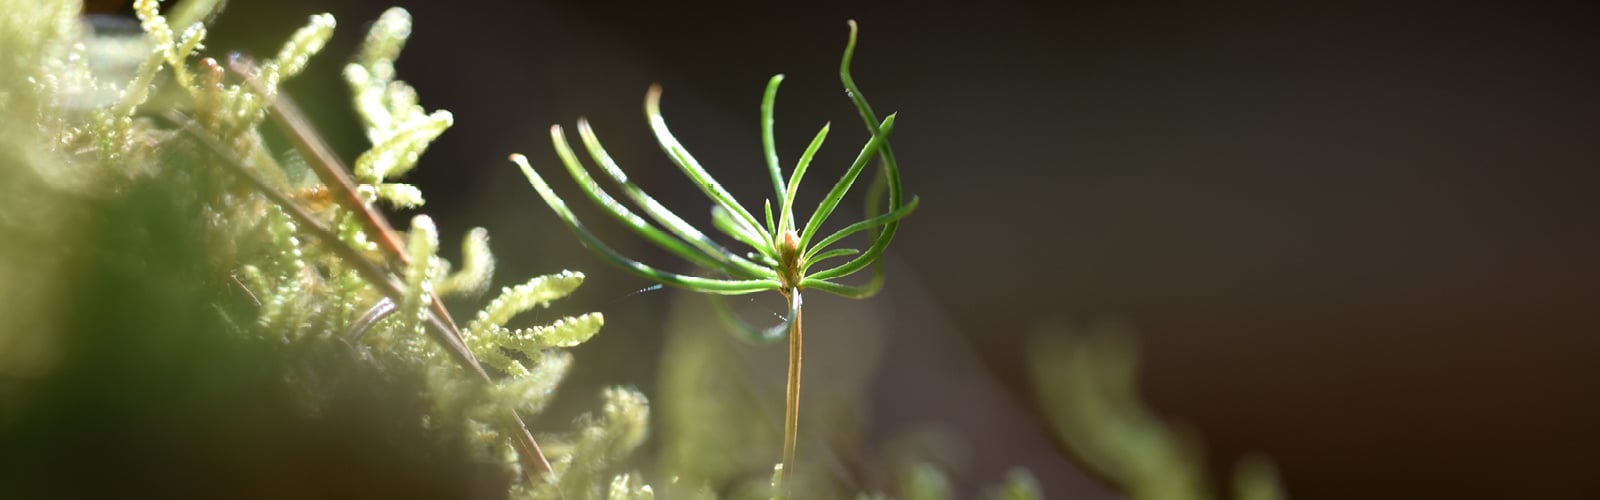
xmin=346 ymin=7 xmax=452 ymax=188
xmin=435 ymin=226 xmax=495 ymax=297
xmin=983 ymin=469 xmax=1044 ymax=500
xmin=464 ymin=270 xmax=600 ymax=378
xmin=398 ymin=214 xmax=441 ymax=340
xmin=538 ymin=386 xmax=653 ymax=499
xmin=470 ymin=270 xmax=587 ymax=330
xmin=1027 ymin=321 xmax=1287 ymax=500
xmin=257 ymin=13 xmax=335 ymax=91
xmin=608 ymin=472 xmax=657 ymax=500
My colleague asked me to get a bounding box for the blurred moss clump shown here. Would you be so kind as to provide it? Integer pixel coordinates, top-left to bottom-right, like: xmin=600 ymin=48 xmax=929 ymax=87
xmin=0 ymin=1 xmax=649 ymax=498
xmin=1028 ymin=321 xmax=1287 ymax=500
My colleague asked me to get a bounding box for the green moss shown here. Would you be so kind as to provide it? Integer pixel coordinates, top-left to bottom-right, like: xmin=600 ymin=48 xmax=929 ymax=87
xmin=0 ymin=1 xmax=649 ymax=497
xmin=0 ymin=2 xmax=1286 ymax=499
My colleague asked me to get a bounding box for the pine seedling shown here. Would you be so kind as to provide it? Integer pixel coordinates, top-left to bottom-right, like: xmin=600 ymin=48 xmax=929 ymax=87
xmin=512 ymin=21 xmax=915 ymax=497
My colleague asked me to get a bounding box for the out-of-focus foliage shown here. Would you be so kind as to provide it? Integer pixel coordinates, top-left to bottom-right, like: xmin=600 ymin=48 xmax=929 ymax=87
xmin=654 ymin=293 xmax=1038 ymax=500
xmin=1028 ymin=321 xmax=1287 ymax=500
xmin=0 ymin=1 xmax=650 ymax=498
xmin=654 ymin=295 xmax=871 ymax=499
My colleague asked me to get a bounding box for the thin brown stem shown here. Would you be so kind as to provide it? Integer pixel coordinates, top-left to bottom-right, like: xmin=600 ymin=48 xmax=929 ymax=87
xmin=778 ymin=288 xmax=804 ymax=499
xmin=228 ymin=55 xmax=562 ymax=480
xmin=170 ymin=98 xmax=556 ymax=482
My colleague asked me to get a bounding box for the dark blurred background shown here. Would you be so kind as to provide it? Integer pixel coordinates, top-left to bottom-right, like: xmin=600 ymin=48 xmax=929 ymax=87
xmin=150 ymin=1 xmax=1600 ymax=498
